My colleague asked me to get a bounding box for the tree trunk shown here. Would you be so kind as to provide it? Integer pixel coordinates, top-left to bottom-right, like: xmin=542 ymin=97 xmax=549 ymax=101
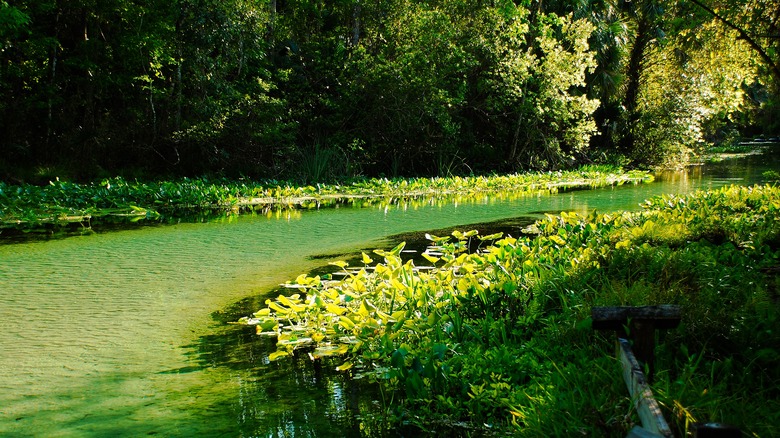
xmin=175 ymin=8 xmax=184 ymax=132
xmin=176 ymin=50 xmax=183 ymax=131
xmin=619 ymin=16 xmax=651 ymax=154
xmin=46 ymin=6 xmax=62 ymax=150
xmin=352 ymin=1 xmax=361 ymax=47
xmin=269 ymin=0 xmax=277 ymax=44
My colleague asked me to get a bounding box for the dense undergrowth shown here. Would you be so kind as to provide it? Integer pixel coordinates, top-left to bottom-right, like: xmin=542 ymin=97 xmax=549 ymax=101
xmin=0 ymin=166 xmax=650 ymax=232
xmin=243 ymin=184 xmax=780 ymax=436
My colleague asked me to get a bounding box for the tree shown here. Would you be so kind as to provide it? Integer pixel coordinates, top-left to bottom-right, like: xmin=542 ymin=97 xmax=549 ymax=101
xmin=685 ymin=0 xmax=780 ymax=134
xmin=686 ymin=0 xmax=779 ymax=88
xmin=0 ymin=0 xmax=289 ymax=178
xmin=632 ymin=20 xmax=757 ymax=165
xmin=612 ymin=0 xmax=667 ymax=155
xmin=491 ymin=10 xmax=599 ymax=169
xmin=335 ymin=0 xmax=600 ymax=174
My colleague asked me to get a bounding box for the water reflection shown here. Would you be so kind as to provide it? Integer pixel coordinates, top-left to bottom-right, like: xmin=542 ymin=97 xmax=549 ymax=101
xmin=190 ymin=317 xmax=386 ymax=437
xmin=0 ymin=175 xmax=648 ymax=244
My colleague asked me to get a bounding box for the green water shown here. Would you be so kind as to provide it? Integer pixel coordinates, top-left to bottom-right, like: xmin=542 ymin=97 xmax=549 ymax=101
xmin=1 ymin=153 xmax=778 ymax=436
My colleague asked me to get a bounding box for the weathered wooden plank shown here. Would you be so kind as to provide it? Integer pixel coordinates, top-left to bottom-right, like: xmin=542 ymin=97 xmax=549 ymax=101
xmin=592 ymin=305 xmax=682 ymax=330
xmin=627 ymin=425 xmax=666 ymax=438
xmin=619 ymin=338 xmax=673 ymax=438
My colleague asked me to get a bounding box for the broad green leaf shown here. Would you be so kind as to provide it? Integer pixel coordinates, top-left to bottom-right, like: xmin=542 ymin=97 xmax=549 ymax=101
xmin=549 ymin=235 xmax=566 ymax=246
xmin=338 ymin=316 xmax=356 ymax=330
xmin=478 ymin=232 xmax=504 ymax=241
xmin=267 ymin=301 xmax=289 ymax=314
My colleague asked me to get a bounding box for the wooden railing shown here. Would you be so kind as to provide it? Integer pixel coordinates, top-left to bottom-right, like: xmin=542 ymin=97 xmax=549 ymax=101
xmin=593 ymin=305 xmax=680 ymax=437
xmin=592 ymin=305 xmax=741 ymax=438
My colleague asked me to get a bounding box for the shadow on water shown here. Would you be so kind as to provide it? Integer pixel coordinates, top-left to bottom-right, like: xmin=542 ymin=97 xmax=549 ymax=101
xmin=0 ymin=208 xmax=246 ymax=244
xmin=8 ymin=369 xmax=249 ymax=437
xmin=183 ymin=320 xmax=397 ymax=437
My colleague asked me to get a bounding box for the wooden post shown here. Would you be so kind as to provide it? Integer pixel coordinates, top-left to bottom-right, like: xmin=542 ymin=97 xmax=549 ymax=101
xmin=592 ymin=305 xmax=681 ymax=382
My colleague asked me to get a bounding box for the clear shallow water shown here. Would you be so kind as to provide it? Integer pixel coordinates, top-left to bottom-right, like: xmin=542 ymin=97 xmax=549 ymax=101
xmin=1 ymin=152 xmax=778 ymax=437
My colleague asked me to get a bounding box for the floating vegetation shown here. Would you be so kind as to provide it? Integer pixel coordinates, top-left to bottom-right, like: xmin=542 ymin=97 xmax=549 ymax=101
xmin=0 ymin=167 xmax=652 ymax=236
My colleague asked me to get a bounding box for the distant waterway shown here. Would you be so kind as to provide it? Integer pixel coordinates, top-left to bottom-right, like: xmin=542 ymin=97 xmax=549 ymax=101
xmin=1 ymin=151 xmax=778 ymax=436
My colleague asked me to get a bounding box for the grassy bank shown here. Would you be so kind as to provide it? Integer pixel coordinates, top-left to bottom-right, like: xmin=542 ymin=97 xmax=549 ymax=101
xmin=0 ymin=166 xmax=650 ymax=233
xmin=244 ymin=184 xmax=780 ymax=436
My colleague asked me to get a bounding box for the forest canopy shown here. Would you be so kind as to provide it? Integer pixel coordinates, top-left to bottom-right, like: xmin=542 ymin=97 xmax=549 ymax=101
xmin=1 ymin=0 xmax=777 ymax=182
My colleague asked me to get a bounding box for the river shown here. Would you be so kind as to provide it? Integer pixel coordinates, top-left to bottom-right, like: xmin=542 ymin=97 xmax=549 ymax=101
xmin=0 ymin=152 xmax=777 ymax=437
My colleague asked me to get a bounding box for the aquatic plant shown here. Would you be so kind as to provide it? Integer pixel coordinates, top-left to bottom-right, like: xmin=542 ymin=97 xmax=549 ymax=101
xmin=0 ymin=167 xmax=651 ymax=234
xmin=243 ymin=184 xmax=780 ymax=436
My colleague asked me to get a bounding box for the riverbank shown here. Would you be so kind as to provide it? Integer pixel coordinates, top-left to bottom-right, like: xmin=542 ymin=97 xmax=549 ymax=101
xmin=246 ymin=184 xmax=780 ymax=436
xmin=0 ymin=166 xmax=651 ymax=237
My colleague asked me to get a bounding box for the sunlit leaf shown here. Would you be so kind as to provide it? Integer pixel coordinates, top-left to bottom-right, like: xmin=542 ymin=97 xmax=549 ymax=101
xmin=425 ymin=233 xmax=446 ymax=242
xmin=338 ymin=316 xmax=356 ymax=330
xmin=267 ymin=301 xmax=289 ymax=314
xmin=389 ymin=241 xmax=406 ymax=255
xmin=422 ymin=252 xmax=440 ymax=264
xmin=549 ymin=235 xmax=566 ymax=246
xmin=326 ymin=303 xmax=346 ymax=315
xmin=268 ymin=350 xmax=289 ymax=361
xmin=335 ymin=361 xmax=353 ymax=371
xmin=478 ymin=232 xmax=503 ymax=241
xmin=329 ymin=260 xmax=349 ymax=269
xmin=254 ymin=308 xmax=271 ymax=317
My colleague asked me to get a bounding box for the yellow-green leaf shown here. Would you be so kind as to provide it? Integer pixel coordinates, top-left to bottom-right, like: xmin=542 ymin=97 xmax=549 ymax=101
xmin=549 ymin=235 xmax=566 ymax=246
xmin=268 ymin=350 xmax=289 ymax=361
xmin=267 ymin=301 xmax=289 ymax=314
xmin=422 ymin=252 xmax=440 ymax=264
xmin=389 ymin=241 xmax=406 ymax=255
xmin=329 ymin=260 xmax=349 ymax=269
xmin=335 ymin=361 xmax=353 ymax=371
xmin=338 ymin=316 xmax=356 ymax=329
xmin=326 ymin=303 xmax=346 ymax=315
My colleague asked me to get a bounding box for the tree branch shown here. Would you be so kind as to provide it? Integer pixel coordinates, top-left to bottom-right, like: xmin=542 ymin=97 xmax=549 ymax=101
xmin=688 ymin=0 xmax=780 ymax=85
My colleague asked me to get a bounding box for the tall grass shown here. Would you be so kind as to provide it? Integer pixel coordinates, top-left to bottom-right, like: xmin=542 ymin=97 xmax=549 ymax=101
xmin=297 ymin=143 xmax=347 ymax=184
